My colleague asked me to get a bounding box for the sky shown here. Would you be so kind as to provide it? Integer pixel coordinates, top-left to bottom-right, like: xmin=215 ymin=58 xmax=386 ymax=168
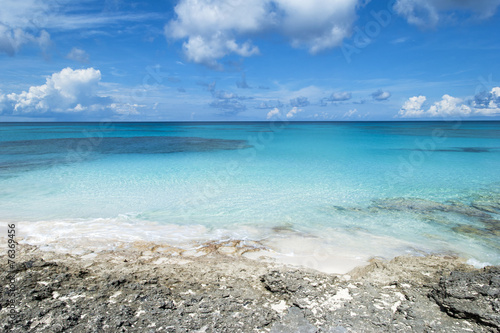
xmin=0 ymin=0 xmax=500 ymax=121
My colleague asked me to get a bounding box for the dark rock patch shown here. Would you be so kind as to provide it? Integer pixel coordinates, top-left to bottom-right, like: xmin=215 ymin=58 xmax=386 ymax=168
xmin=431 ymin=266 xmax=500 ymax=329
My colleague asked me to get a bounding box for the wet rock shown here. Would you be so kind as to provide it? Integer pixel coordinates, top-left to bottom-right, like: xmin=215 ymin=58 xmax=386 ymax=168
xmin=431 ymin=266 xmax=500 ymax=329
xmin=372 ymin=198 xmax=491 ymax=218
xmin=472 ymin=203 xmax=500 ymax=214
xmin=452 ymin=224 xmax=489 ymax=236
xmin=372 ymin=198 xmax=450 ymax=212
xmin=480 ymin=218 xmax=500 ymax=232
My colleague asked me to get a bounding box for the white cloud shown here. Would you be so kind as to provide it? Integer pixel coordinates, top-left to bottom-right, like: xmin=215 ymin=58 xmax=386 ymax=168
xmin=399 ymin=88 xmax=500 ymax=118
xmin=110 ymin=103 xmax=142 ymax=115
xmin=329 ymin=91 xmax=352 ymax=101
xmin=427 ymin=94 xmax=471 ymax=117
xmin=471 ymin=87 xmax=500 ymax=116
xmin=0 ymin=0 xmax=54 ymax=55
xmin=398 ymin=95 xmax=427 ymax=117
xmin=182 ymin=35 xmax=259 ymax=67
xmin=66 ymin=47 xmax=89 ymax=63
xmin=0 ymin=0 xmax=160 ymax=56
xmin=213 ymin=90 xmax=236 ymax=100
xmin=267 ymin=107 xmax=281 ymax=119
xmin=273 ymin=0 xmax=358 ymax=53
xmin=394 ymin=0 xmax=440 ymax=27
xmin=165 ymin=0 xmax=359 ymax=66
xmin=0 ymin=0 xmax=161 ymax=31
xmin=0 ymin=0 xmax=49 ymax=28
xmin=394 ymin=0 xmax=500 ymax=27
xmin=44 ymin=12 xmax=163 ymax=31
xmin=166 ymin=0 xmax=265 ymax=67
xmin=0 ymin=24 xmax=50 ymax=56
xmin=313 ymin=111 xmax=334 ymax=120
xmin=0 ymin=67 xmax=113 ymax=114
xmin=372 ymin=89 xmax=391 ymax=101
xmin=286 ymin=106 xmax=303 ymax=118
xmin=343 ymin=108 xmax=357 ymax=118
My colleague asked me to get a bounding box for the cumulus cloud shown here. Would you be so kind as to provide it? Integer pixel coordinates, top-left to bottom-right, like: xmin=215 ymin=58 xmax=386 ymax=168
xmin=290 ymin=96 xmax=310 ymax=107
xmin=399 ymin=88 xmax=500 ymax=118
xmin=329 ymin=91 xmax=352 ymax=102
xmin=398 ymin=95 xmax=427 ymax=117
xmin=427 ymin=94 xmax=471 ymax=117
xmin=165 ymin=0 xmax=359 ymax=66
xmin=471 ymin=87 xmax=500 ymax=116
xmin=66 ymin=47 xmax=89 ymax=63
xmin=372 ymin=89 xmax=391 ymax=101
xmin=286 ymin=106 xmax=303 ymax=118
xmin=0 ymin=67 xmax=117 ymax=115
xmin=394 ymin=0 xmax=500 ymax=27
xmin=266 ymin=107 xmax=281 ymax=119
xmin=165 ymin=0 xmax=262 ymax=67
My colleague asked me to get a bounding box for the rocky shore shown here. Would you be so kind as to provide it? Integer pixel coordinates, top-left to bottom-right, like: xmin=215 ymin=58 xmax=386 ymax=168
xmin=1 ymin=244 xmax=498 ymax=332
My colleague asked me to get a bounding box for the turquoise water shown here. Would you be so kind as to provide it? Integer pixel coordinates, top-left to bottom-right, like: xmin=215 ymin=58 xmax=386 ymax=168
xmin=1 ymin=122 xmax=499 ymax=272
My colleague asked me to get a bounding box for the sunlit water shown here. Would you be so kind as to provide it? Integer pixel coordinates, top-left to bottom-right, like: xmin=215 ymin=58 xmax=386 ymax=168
xmin=1 ymin=122 xmax=499 ymax=273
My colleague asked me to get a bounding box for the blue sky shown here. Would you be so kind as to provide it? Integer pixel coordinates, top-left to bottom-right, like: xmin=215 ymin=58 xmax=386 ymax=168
xmin=1 ymin=0 xmax=500 ymax=121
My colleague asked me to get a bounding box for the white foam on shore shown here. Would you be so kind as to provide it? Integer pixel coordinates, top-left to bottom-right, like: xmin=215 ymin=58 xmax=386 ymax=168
xmin=466 ymin=258 xmax=492 ymax=269
xmin=5 ymin=219 xmax=446 ymax=274
xmin=255 ymin=231 xmax=426 ymax=274
xmin=14 ymin=219 xmax=216 ymax=252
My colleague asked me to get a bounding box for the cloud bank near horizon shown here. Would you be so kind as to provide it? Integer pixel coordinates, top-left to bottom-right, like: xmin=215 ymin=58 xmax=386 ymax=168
xmin=399 ymin=87 xmax=500 ymax=118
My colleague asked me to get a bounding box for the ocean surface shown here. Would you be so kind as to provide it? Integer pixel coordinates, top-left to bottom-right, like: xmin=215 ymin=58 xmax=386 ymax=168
xmin=1 ymin=121 xmax=499 ymax=273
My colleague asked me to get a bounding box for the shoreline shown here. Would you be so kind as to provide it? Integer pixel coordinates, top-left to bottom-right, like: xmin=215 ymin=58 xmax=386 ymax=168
xmin=12 ymin=219 xmax=497 ymax=275
xmin=1 ymin=243 xmax=498 ymax=332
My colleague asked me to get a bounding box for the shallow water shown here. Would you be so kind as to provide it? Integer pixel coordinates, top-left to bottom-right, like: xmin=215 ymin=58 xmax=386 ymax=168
xmin=1 ymin=121 xmax=499 ymax=273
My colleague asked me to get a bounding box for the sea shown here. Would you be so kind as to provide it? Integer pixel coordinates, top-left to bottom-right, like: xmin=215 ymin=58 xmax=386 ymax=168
xmin=1 ymin=121 xmax=499 ymax=273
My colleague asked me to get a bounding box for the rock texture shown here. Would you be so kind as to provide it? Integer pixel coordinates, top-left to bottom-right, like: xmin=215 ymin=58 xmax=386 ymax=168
xmin=431 ymin=267 xmax=500 ymax=329
xmin=0 ymin=244 xmax=498 ymax=332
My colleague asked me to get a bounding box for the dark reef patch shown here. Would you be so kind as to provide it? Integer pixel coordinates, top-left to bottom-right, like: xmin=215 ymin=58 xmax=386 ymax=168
xmin=0 ymin=136 xmax=251 ymax=176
